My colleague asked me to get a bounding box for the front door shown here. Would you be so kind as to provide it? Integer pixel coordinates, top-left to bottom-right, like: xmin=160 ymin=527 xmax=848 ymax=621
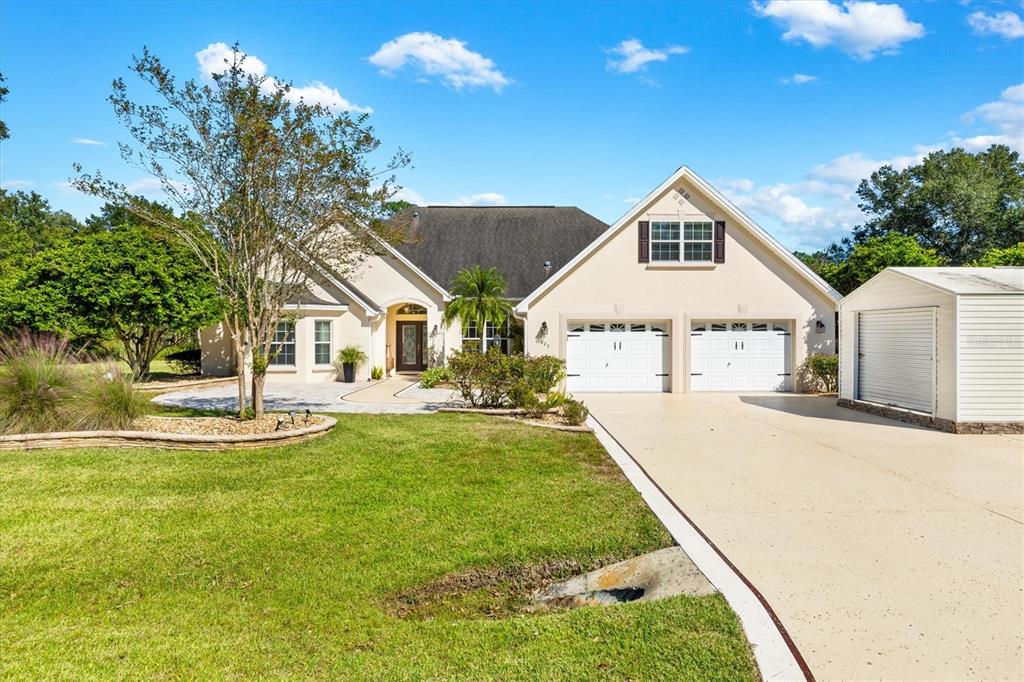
xmin=396 ymin=321 xmax=427 ymax=372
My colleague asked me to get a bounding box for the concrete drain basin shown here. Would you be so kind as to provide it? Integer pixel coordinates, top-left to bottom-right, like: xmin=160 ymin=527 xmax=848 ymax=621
xmin=534 ymin=546 xmax=716 ymax=608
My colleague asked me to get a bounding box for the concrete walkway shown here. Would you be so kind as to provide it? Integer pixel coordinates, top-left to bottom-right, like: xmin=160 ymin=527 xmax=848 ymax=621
xmin=153 ymin=376 xmax=460 ymax=414
xmin=584 ymin=392 xmax=1023 ymax=682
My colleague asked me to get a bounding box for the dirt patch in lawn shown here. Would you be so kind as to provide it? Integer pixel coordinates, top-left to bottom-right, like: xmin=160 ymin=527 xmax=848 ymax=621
xmin=132 ymin=414 xmax=325 ymax=436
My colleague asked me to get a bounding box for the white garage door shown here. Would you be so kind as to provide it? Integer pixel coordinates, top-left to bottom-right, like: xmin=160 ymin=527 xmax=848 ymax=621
xmin=566 ymin=322 xmax=670 ymax=392
xmin=857 ymin=308 xmax=935 ymax=414
xmin=690 ymin=321 xmax=791 ymax=391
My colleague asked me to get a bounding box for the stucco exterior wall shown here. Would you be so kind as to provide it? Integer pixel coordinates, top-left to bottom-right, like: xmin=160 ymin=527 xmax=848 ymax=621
xmin=838 ymin=271 xmax=956 ymax=420
xmin=522 ymin=177 xmax=837 ymax=392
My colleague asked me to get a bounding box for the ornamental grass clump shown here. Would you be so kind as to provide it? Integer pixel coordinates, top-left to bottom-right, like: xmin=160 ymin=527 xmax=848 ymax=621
xmin=71 ymin=364 xmax=147 ymax=431
xmin=0 ymin=332 xmax=80 ymax=434
xmin=0 ymin=332 xmax=147 ymax=435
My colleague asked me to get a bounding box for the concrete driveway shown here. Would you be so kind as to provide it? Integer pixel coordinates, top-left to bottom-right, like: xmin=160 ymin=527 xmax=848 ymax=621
xmin=585 ymin=392 xmax=1023 ymax=682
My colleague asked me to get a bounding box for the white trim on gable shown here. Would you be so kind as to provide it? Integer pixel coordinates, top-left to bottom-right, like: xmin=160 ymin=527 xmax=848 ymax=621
xmin=515 ymin=166 xmax=842 ymax=313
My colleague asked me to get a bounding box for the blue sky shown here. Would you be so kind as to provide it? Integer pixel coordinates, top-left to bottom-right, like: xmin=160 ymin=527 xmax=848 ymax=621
xmin=1 ymin=0 xmax=1022 ymax=251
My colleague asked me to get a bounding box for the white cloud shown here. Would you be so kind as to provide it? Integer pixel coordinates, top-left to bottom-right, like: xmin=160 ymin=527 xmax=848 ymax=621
xmin=195 ymin=42 xmax=371 ymax=113
xmin=964 ymin=83 xmax=1024 ymax=145
xmin=1 ymin=180 xmax=34 ymax=190
xmin=391 ymin=188 xmax=507 ymax=206
xmin=714 ymin=83 xmax=1024 ymax=250
xmin=968 ymin=10 xmax=1024 ymax=39
xmin=72 ymin=138 xmax=106 ymax=146
xmin=125 ymin=178 xmax=188 ymax=198
xmin=606 ymin=39 xmax=689 ymax=74
xmin=52 ymin=181 xmax=83 ymax=196
xmin=449 ymin=192 xmax=508 ymax=206
xmin=368 ymin=32 xmax=510 ymax=92
xmin=623 ymin=196 xmax=643 ymax=204
xmin=810 ymin=144 xmax=939 ymax=183
xmin=753 ymin=0 xmax=925 ymax=60
xmin=779 ymin=73 xmax=819 ymax=85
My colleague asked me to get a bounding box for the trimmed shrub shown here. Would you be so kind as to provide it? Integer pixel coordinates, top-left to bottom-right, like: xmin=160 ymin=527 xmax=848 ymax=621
xmin=800 ymin=353 xmax=839 ymax=393
xmin=71 ymin=364 xmax=147 ymax=430
xmin=371 ymin=365 xmax=384 ymax=381
xmin=0 ymin=333 xmax=79 ymax=434
xmin=447 ymin=348 xmax=526 ymax=408
xmin=419 ymin=366 xmax=451 ymax=388
xmin=165 ymin=348 xmax=201 ymax=375
xmin=524 ymin=355 xmax=566 ymax=393
xmin=562 ymin=398 xmax=589 ymax=426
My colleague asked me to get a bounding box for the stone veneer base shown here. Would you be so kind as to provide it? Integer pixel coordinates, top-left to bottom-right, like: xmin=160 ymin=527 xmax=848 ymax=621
xmin=0 ymin=416 xmax=336 ymax=451
xmin=837 ymin=399 xmax=1024 ymax=435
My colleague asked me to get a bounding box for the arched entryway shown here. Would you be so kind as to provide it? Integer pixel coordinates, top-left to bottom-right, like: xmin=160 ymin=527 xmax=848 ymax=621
xmin=389 ymin=302 xmax=429 ymax=372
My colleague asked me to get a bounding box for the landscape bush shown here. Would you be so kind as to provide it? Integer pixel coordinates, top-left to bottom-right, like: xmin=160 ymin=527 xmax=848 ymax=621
xmin=448 ymin=349 xmax=567 ymax=409
xmin=524 ymin=355 xmax=566 ymax=393
xmin=371 ymin=365 xmax=384 ymax=380
xmin=418 ymin=366 xmax=451 ymax=388
xmin=799 ymin=353 xmax=839 ymax=393
xmin=0 ymin=332 xmax=147 ymax=434
xmin=165 ymin=348 xmax=201 ymax=375
xmin=562 ymin=398 xmax=590 ymax=426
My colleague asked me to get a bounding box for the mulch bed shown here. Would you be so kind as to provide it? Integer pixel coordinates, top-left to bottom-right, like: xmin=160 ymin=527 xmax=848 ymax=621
xmin=132 ymin=414 xmax=325 ymax=436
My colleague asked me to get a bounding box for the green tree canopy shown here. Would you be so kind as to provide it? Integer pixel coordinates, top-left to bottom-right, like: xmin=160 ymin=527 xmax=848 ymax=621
xmin=6 ymin=201 xmax=222 ymax=379
xmin=854 ymin=145 xmax=1024 ymax=264
xmin=828 ymin=233 xmax=944 ymax=295
xmin=967 ymin=242 xmax=1024 ymax=266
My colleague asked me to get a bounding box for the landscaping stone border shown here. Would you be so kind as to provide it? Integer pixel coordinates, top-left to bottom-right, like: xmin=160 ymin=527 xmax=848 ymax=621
xmin=0 ymin=416 xmax=336 ymax=451
xmin=837 ymin=398 xmax=1024 ymax=434
xmin=437 ymin=407 xmax=592 ymax=432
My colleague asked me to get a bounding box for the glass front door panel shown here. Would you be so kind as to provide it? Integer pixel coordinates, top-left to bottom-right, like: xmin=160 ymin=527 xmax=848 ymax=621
xmin=401 ymin=325 xmax=418 ymax=366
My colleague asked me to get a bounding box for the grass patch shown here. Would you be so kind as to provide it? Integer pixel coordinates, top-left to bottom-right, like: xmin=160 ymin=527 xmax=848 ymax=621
xmin=0 ymin=414 xmax=757 ymax=680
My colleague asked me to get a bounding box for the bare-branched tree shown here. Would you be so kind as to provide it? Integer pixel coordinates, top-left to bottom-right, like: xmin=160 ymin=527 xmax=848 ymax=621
xmin=75 ymin=45 xmax=409 ymax=418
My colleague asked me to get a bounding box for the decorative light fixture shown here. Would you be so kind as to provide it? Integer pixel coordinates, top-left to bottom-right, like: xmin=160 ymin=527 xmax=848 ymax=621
xmin=539 ymin=321 xmax=548 ymax=337
xmin=288 ymin=410 xmax=296 ymax=425
xmin=815 ymin=320 xmax=826 ymax=334
xmin=304 ymin=408 xmax=312 ymax=424
xmin=275 ymin=416 xmax=285 ymax=431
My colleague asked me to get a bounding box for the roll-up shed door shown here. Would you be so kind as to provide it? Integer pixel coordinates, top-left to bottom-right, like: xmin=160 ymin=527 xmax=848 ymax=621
xmin=857 ymin=308 xmax=936 ymax=414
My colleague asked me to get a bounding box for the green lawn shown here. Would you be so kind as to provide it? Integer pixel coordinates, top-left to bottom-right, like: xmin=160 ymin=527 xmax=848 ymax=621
xmin=0 ymin=414 xmax=757 ymax=680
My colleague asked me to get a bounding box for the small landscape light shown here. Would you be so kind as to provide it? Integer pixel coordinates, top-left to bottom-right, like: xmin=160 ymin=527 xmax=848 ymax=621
xmin=304 ymin=408 xmax=312 ymax=424
xmin=275 ymin=416 xmax=285 ymax=431
xmin=288 ymin=410 xmax=296 ymax=425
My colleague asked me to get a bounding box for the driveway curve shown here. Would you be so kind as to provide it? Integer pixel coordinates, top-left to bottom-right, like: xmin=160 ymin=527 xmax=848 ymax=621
xmin=584 ymin=392 xmax=1023 ymax=682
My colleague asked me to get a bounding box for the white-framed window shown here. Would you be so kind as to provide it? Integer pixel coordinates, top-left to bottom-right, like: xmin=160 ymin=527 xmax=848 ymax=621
xmin=314 ymin=320 xmax=332 ymax=365
xmin=485 ymin=319 xmax=510 ymax=354
xmin=650 ymin=220 xmax=714 ymax=262
xmin=462 ymin=319 xmax=482 ymax=352
xmin=269 ymin=321 xmax=296 ymax=366
xmin=461 ymin=319 xmax=511 ymax=353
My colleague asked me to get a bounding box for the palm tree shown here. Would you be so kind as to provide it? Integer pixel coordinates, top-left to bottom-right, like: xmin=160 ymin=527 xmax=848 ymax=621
xmin=442 ymin=266 xmax=513 ymax=351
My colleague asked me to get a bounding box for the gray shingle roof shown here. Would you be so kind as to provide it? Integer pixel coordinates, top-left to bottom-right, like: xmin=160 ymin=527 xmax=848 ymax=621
xmin=390 ymin=206 xmax=608 ymax=299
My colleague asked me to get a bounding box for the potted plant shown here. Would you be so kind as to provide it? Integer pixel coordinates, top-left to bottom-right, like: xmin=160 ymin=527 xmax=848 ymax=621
xmin=336 ymin=346 xmax=367 ymax=383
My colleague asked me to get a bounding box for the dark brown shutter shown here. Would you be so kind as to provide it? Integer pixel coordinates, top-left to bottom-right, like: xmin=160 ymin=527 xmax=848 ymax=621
xmin=638 ymin=221 xmax=650 ymax=263
xmin=713 ymin=221 xmax=726 ymax=264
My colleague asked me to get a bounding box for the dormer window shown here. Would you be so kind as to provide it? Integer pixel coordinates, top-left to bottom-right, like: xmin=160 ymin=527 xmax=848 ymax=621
xmin=650 ymin=220 xmax=714 ymax=262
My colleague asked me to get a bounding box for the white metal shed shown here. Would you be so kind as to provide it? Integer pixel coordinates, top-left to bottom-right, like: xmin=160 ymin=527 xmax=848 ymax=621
xmin=839 ymin=267 xmax=1024 ymax=432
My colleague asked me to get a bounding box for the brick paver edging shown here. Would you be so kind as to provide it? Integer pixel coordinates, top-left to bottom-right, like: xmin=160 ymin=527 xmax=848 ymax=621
xmin=0 ymin=416 xmax=336 ymax=451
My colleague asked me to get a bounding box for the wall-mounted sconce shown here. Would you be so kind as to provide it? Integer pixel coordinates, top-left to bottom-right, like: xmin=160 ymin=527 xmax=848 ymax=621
xmin=815 ymin=320 xmax=826 ymax=334
xmin=539 ymin=321 xmax=548 ymax=338
xmin=431 ymin=324 xmax=438 ymax=336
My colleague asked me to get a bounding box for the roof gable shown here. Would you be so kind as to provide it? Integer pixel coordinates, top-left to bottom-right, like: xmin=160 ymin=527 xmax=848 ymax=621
xmin=514 ymin=166 xmax=841 ymax=312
